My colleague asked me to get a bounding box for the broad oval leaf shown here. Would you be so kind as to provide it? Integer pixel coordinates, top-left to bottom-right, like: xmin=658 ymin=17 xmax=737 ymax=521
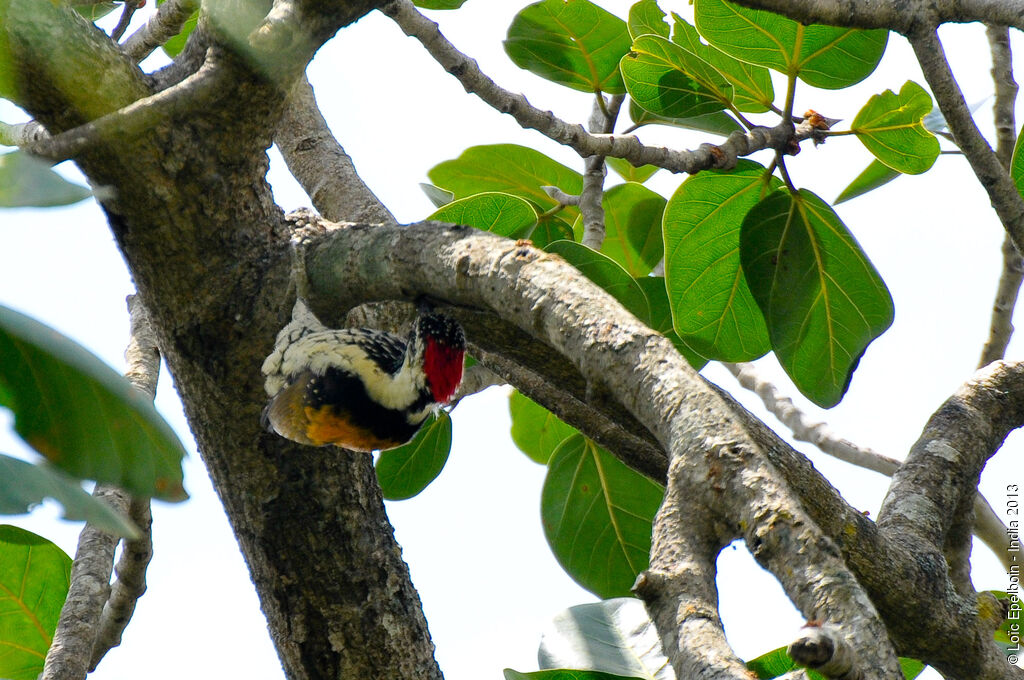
xmin=509 ymin=390 xmax=578 ymax=465
xmin=546 ymin=240 xmax=651 ymax=324
xmin=375 ymin=412 xmax=452 ymax=500
xmin=740 ymin=189 xmax=894 ymax=408
xmin=746 ymin=646 xmax=925 ymax=680
xmin=0 ymin=454 xmax=138 ymax=537
xmin=851 ymin=81 xmax=939 ymax=175
xmin=590 ymin=182 xmax=666 ymax=277
xmin=0 ymin=152 xmax=91 ymax=208
xmin=505 ymin=0 xmax=632 ymax=94
xmin=663 ymin=159 xmax=780 ymax=361
xmin=1011 ymin=123 xmax=1024 ymax=200
xmin=429 ymin=192 xmax=538 ymax=238
xmin=834 ymin=159 xmax=902 ymax=205
xmin=538 ymin=598 xmax=672 ymax=680
xmin=628 ymin=0 xmax=669 ymax=40
xmin=414 ymin=0 xmax=467 ymax=8
xmin=635 ymin=276 xmax=708 ymax=370
xmin=628 ymin=100 xmax=742 ymax=136
xmin=541 ymin=435 xmax=664 ymax=598
xmin=532 ymin=217 xmax=578 ymax=248
xmin=428 ymin=144 xmax=583 ymax=220
xmin=420 ymin=182 xmax=454 ymax=208
xmin=160 ymin=7 xmax=199 ymax=58
xmin=620 ymin=36 xmax=726 ymax=120
xmin=670 ymin=14 xmax=773 ymax=113
xmin=0 ymin=525 xmax=71 ymax=680
xmin=73 ymin=1 xmax=117 ymax=21
xmin=0 ymin=305 xmax=188 ymax=500
xmin=694 ymin=0 xmax=887 ymax=89
xmin=606 ymin=157 xmax=659 ymax=184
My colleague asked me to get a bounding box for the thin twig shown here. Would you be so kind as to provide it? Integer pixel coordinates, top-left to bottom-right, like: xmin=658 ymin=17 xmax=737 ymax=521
xmin=110 ymin=0 xmax=144 ymax=42
xmin=579 ymin=94 xmax=623 ymax=250
xmin=121 ymin=0 xmax=199 ymax=63
xmin=382 ymin=0 xmax=817 ymax=174
xmin=89 ymin=498 xmax=153 ymax=670
xmin=87 ymin=296 xmax=159 ymax=669
xmin=0 ymin=120 xmax=50 ymax=147
xmin=978 ymin=25 xmax=1022 ymax=368
xmin=41 ymin=486 xmax=130 ymax=680
xmin=723 ymin=362 xmax=1013 ymax=569
xmin=40 ymin=296 xmax=161 ymax=680
xmin=910 ymin=29 xmax=1024 ymax=257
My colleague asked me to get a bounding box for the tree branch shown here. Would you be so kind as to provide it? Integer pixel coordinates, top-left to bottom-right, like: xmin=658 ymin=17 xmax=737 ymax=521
xmin=41 ymin=485 xmax=130 ymax=680
xmin=41 ymin=296 xmax=160 ymax=680
xmin=727 ymin=0 xmax=1024 ymax=34
xmin=382 ymin=0 xmax=817 ymax=174
xmin=578 ymin=94 xmax=623 ymax=249
xmin=978 ymin=25 xmax=1022 ymax=368
xmin=724 ymin=361 xmax=1014 ymax=569
xmin=12 ymin=51 xmax=222 ymax=162
xmin=912 ymin=31 xmax=1024 ymax=255
xmin=878 ymin=360 xmax=1024 ymax=547
xmin=121 ymin=0 xmax=199 ymax=63
xmin=296 ymin=219 xmax=1024 ymax=679
xmin=89 ymin=296 xmax=158 ymax=670
xmin=274 ymin=76 xmax=396 ymax=224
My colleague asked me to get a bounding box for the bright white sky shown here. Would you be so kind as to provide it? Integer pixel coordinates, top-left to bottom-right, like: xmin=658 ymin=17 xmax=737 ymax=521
xmin=1 ymin=2 xmax=1021 ymax=679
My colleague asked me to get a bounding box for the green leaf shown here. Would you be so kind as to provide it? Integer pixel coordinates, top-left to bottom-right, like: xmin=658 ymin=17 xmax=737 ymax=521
xmin=627 ymin=100 xmax=742 ymax=135
xmin=0 ymin=152 xmax=91 ymax=208
xmin=537 ymin=598 xmax=672 ymax=679
xmin=0 ymin=305 xmax=188 ymax=500
xmin=429 ymin=192 xmax=538 ymax=238
xmin=0 ymin=525 xmax=71 ymax=680
xmin=606 ymin=157 xmax=659 ymax=184
xmin=420 ymin=182 xmax=454 ymax=208
xmin=541 ymin=436 xmax=663 ymax=598
xmin=531 ymin=217 xmax=578 ymax=248
xmin=509 ymin=390 xmax=578 ymax=464
xmin=73 ymin=1 xmax=117 ymax=21
xmin=596 ymin=182 xmax=665 ymax=276
xmin=899 ymin=658 xmax=926 ymax=679
xmin=670 ymin=14 xmax=773 ymax=113
xmin=160 ymin=8 xmax=199 ymax=58
xmin=429 ymin=144 xmax=583 ymax=220
xmin=505 ymin=0 xmax=632 ymax=94
xmin=663 ymin=160 xmax=780 ymax=361
xmin=628 ymin=0 xmax=669 ymax=40
xmin=746 ymin=647 xmax=825 ymax=679
xmin=851 ymin=81 xmax=939 ymax=175
xmin=694 ymin=0 xmax=887 ymax=89
xmin=506 ymin=669 xmax=643 ymax=680
xmin=746 ymin=646 xmax=925 ymax=680
xmin=620 ymin=36 xmax=726 ymax=120
xmin=375 ymin=413 xmax=451 ymax=500
xmin=740 ymin=189 xmax=894 ymax=408
xmin=834 ymin=159 xmax=902 ymax=204
xmin=635 ymin=276 xmax=708 ymax=370
xmin=414 ymin=0 xmax=467 ymax=8
xmin=0 ymin=454 xmax=138 ymax=537
xmin=546 ymin=240 xmax=651 ymax=324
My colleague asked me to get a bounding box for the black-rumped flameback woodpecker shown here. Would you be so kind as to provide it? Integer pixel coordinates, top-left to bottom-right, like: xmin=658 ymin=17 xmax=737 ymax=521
xmin=261 ymin=300 xmax=466 ymax=452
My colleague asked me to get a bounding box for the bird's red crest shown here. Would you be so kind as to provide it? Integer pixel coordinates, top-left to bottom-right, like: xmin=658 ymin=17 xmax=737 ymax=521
xmin=423 ymin=337 xmax=464 ymax=403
